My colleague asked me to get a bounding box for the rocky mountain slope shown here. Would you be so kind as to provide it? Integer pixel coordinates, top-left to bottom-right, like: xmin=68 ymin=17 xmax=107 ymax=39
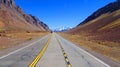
xmin=64 ymin=0 xmax=120 ymax=63
xmin=68 ymin=0 xmax=120 ymax=42
xmin=0 ymin=0 xmax=50 ymax=33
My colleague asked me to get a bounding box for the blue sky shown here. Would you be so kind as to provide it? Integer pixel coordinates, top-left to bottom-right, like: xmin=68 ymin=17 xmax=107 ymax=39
xmin=15 ymin=0 xmax=115 ymax=30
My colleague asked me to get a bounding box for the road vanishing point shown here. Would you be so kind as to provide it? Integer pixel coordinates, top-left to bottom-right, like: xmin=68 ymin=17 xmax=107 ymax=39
xmin=0 ymin=33 xmax=110 ymax=67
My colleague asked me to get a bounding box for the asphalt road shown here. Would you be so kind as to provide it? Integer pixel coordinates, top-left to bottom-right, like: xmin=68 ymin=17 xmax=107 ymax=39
xmin=0 ymin=33 xmax=110 ymax=67
xmin=0 ymin=34 xmax=51 ymax=67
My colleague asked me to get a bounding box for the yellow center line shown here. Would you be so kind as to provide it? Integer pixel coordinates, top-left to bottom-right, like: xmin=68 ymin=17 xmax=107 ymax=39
xmin=29 ymin=34 xmax=52 ymax=67
xmin=56 ymin=37 xmax=72 ymax=67
xmin=65 ymin=58 xmax=69 ymax=62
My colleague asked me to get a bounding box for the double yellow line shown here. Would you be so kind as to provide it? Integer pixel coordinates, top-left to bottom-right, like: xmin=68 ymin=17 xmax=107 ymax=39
xmin=29 ymin=35 xmax=52 ymax=67
xmin=56 ymin=37 xmax=72 ymax=67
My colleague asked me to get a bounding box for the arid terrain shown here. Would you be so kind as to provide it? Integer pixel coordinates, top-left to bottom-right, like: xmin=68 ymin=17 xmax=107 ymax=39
xmin=0 ymin=32 xmax=49 ymax=51
xmin=0 ymin=0 xmax=50 ymax=52
xmin=0 ymin=0 xmax=120 ymax=67
xmin=59 ymin=33 xmax=120 ymax=64
xmin=60 ymin=0 xmax=120 ymax=64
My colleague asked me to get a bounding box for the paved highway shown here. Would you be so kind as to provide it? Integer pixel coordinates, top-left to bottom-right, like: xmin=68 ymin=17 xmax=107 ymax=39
xmin=0 ymin=33 xmax=110 ymax=67
xmin=0 ymin=34 xmax=51 ymax=67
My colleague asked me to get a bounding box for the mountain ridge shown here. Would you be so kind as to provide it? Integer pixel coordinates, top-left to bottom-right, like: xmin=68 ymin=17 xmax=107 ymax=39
xmin=64 ymin=0 xmax=120 ymax=63
xmin=68 ymin=0 xmax=120 ymax=42
xmin=78 ymin=0 xmax=120 ymax=26
xmin=0 ymin=0 xmax=50 ymax=32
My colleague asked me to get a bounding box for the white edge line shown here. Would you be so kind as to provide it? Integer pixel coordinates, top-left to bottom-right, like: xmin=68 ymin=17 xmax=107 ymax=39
xmin=75 ymin=45 xmax=110 ymax=67
xmin=57 ymin=34 xmax=110 ymax=67
xmin=0 ymin=37 xmax=44 ymax=59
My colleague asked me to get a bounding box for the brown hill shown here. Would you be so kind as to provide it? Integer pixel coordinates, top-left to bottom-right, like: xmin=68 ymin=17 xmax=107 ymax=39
xmin=68 ymin=0 xmax=120 ymax=43
xmin=63 ymin=0 xmax=120 ymax=64
xmin=0 ymin=0 xmax=50 ymax=33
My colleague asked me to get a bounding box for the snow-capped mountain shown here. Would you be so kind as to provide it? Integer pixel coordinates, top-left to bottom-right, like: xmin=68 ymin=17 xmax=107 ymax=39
xmin=54 ymin=27 xmax=72 ymax=32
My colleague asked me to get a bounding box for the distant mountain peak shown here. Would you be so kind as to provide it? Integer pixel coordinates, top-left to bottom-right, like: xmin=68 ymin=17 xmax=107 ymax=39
xmin=54 ymin=27 xmax=72 ymax=32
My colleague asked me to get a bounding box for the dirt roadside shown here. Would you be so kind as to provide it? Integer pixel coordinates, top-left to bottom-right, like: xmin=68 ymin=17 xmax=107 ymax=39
xmin=0 ymin=32 xmax=49 ymax=57
xmin=58 ymin=33 xmax=120 ymax=67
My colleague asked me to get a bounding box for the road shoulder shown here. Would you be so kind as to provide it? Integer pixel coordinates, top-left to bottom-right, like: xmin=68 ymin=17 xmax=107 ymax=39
xmin=0 ymin=35 xmax=48 ymax=57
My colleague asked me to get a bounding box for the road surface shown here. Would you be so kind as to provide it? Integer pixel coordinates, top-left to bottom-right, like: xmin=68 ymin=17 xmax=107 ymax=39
xmin=0 ymin=33 xmax=110 ymax=67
